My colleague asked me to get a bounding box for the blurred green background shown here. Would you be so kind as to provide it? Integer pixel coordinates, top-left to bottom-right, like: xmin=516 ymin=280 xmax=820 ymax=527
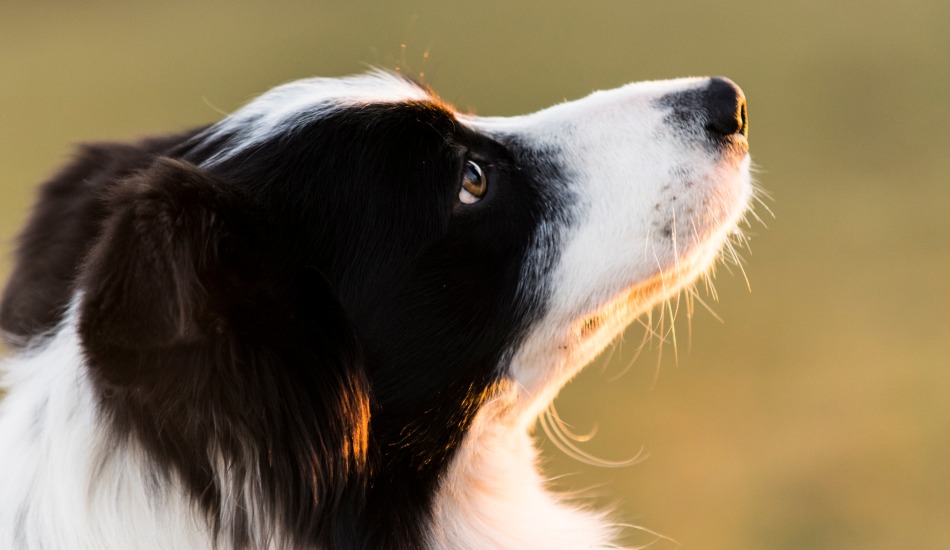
xmin=1 ymin=1 xmax=948 ymax=548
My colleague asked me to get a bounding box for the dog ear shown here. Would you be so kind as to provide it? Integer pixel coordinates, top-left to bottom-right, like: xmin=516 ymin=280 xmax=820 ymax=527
xmin=77 ymin=158 xmax=371 ymax=530
xmin=78 ymin=157 xmax=238 ymax=352
xmin=77 ymin=154 xmax=368 ymax=390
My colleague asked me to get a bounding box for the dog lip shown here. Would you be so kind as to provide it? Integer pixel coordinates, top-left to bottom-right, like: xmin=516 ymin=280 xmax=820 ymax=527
xmin=718 ymin=133 xmax=750 ymax=164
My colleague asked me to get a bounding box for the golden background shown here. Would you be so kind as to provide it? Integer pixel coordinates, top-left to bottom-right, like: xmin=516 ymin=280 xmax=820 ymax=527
xmin=1 ymin=1 xmax=948 ymax=548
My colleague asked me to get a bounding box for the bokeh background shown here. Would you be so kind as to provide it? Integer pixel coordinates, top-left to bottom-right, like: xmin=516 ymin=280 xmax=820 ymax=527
xmin=1 ymin=1 xmax=947 ymax=548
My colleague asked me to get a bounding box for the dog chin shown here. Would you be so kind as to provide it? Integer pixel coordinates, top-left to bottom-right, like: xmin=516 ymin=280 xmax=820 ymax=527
xmin=564 ymin=154 xmax=751 ymax=383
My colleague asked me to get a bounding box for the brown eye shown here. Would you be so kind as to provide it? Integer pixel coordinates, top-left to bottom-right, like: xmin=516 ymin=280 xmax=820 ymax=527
xmin=459 ymin=160 xmax=487 ymax=204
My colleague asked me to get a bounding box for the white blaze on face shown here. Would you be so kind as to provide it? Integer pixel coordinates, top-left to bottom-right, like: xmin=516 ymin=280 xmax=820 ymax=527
xmin=200 ymin=70 xmax=433 ymax=167
xmin=467 ymin=77 xmax=752 ymax=420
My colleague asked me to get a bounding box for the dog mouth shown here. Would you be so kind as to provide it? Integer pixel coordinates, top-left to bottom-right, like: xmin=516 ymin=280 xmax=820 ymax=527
xmin=571 ymin=232 xmax=732 ymax=343
xmin=720 ymin=135 xmax=750 ymax=167
xmin=569 ymin=155 xmax=754 ymax=358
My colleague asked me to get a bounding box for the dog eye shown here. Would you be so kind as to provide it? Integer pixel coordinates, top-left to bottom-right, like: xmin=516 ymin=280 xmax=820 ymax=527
xmin=459 ymin=160 xmax=487 ymax=204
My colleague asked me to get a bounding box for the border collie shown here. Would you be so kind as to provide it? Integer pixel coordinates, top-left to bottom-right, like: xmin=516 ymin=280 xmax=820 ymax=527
xmin=0 ymin=71 xmax=752 ymax=549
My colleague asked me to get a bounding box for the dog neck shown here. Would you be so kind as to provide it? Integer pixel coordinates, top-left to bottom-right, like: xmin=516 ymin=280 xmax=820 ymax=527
xmin=427 ymin=393 xmax=621 ymax=549
xmin=1 ymin=322 xmax=623 ymax=549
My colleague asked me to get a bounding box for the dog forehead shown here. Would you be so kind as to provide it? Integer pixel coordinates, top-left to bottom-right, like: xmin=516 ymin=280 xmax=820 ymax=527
xmin=237 ymin=70 xmax=432 ymax=119
xmin=201 ymin=71 xmax=437 ymax=166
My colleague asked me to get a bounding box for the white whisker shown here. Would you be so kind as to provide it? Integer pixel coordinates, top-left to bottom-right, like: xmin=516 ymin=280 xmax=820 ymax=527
xmin=540 ymin=408 xmax=645 ymax=468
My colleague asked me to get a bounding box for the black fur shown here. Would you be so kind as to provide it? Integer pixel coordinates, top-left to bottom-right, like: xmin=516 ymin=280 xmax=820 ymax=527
xmin=2 ymin=96 xmax=567 ymax=549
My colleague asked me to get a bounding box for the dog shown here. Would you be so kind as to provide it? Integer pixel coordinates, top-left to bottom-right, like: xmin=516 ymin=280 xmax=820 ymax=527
xmin=0 ymin=71 xmax=752 ymax=549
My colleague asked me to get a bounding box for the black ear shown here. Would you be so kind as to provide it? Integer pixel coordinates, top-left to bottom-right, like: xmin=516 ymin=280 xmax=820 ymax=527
xmin=78 ymin=157 xmax=237 ymax=351
xmin=77 ymin=157 xmax=373 ymax=539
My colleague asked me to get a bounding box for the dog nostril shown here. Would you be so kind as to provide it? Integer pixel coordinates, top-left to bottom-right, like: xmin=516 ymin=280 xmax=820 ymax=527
xmin=704 ymin=77 xmax=748 ymax=138
xmin=738 ymin=101 xmax=748 ymax=136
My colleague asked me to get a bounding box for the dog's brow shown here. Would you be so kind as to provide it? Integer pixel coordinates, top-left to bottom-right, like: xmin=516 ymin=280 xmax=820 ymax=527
xmin=199 ymin=70 xmax=432 ymax=167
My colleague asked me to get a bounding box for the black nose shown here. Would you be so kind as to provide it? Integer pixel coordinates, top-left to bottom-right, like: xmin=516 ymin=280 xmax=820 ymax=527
xmin=703 ymin=77 xmax=748 ymax=138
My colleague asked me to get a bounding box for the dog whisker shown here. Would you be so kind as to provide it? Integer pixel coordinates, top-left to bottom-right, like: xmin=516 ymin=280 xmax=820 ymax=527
xmin=540 ymin=408 xmax=646 ymax=468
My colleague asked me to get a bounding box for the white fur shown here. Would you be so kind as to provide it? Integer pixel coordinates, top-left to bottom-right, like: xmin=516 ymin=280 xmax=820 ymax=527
xmin=200 ymin=70 xmax=430 ymax=167
xmin=0 ymin=316 xmax=209 ymax=549
xmin=427 ymin=387 xmax=624 ymax=550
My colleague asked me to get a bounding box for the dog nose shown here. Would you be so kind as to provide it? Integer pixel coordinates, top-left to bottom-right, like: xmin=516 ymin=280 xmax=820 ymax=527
xmin=703 ymin=77 xmax=748 ymax=138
